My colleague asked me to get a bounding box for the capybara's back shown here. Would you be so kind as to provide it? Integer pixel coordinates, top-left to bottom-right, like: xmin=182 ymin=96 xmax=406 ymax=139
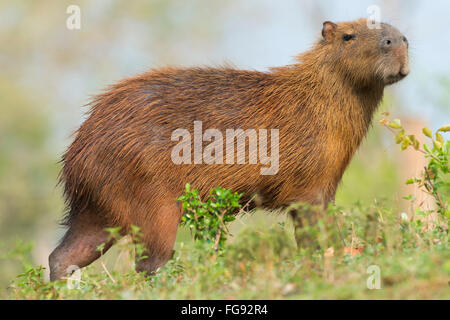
xmin=49 ymin=19 xmax=409 ymax=281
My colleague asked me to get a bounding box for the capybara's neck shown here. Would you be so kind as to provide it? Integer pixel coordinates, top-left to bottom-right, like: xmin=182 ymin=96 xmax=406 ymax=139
xmin=261 ymin=46 xmax=385 ymax=202
xmin=272 ymin=46 xmax=384 ymax=151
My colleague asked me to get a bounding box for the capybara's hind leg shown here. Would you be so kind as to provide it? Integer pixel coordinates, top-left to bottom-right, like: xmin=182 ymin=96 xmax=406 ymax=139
xmin=135 ymin=200 xmax=182 ymax=275
xmin=49 ymin=209 xmax=114 ymax=281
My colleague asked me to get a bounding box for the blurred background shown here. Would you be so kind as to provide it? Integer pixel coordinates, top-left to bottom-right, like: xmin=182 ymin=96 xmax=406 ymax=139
xmin=0 ymin=0 xmax=449 ymax=289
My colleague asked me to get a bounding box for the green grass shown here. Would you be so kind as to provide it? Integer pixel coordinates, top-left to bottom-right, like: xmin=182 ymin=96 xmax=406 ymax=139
xmin=2 ymin=202 xmax=448 ymax=300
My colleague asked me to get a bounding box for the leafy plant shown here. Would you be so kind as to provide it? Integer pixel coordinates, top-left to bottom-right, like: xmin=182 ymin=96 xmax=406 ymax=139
xmin=176 ymin=184 xmax=242 ymax=253
xmin=101 ymin=225 xmax=148 ymax=264
xmin=380 ymin=115 xmax=449 ymax=218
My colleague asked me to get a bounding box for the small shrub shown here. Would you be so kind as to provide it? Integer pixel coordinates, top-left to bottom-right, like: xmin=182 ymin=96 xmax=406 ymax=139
xmin=380 ymin=115 xmax=449 ymax=218
xmin=176 ymin=184 xmax=242 ymax=253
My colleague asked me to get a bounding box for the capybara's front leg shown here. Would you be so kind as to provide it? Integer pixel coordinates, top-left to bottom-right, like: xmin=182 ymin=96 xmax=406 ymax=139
xmin=134 ymin=200 xmax=182 ymax=275
xmin=49 ymin=209 xmax=113 ymax=281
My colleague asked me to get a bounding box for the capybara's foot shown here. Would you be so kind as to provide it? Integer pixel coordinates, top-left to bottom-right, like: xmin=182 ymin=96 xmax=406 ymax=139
xmin=49 ymin=210 xmax=113 ymax=281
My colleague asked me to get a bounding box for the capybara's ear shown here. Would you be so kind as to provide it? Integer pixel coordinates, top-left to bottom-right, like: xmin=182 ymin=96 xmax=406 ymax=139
xmin=322 ymin=21 xmax=337 ymax=41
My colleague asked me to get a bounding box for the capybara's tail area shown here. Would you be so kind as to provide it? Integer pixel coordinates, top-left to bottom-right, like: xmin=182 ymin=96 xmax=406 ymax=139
xmin=58 ymin=146 xmax=95 ymax=227
xmin=59 ymin=193 xmax=90 ymax=228
xmin=58 ymin=148 xmax=133 ymax=230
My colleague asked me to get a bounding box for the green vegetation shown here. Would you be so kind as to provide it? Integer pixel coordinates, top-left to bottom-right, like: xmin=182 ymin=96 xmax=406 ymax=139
xmin=381 ymin=115 xmax=449 ymax=217
xmin=177 ymin=184 xmax=242 ymax=253
xmin=3 ymin=202 xmax=448 ymax=299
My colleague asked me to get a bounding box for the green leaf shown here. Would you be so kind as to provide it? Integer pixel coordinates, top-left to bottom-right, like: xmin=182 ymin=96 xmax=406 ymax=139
xmin=433 ymin=140 xmax=443 ymax=150
xmin=388 ymin=120 xmax=402 ymax=129
xmin=438 ymin=125 xmax=450 ymax=132
xmin=96 ymin=243 xmax=105 ymax=252
xmin=422 ymin=127 xmax=433 ymax=138
xmin=395 ymin=131 xmax=405 ymax=144
xmin=436 ymin=132 xmax=444 ymax=144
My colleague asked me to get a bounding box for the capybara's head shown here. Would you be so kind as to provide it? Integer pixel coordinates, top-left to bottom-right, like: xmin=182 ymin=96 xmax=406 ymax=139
xmin=320 ymin=18 xmax=409 ymax=86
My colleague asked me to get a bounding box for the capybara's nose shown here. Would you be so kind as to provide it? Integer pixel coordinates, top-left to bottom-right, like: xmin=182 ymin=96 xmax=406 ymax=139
xmin=381 ymin=34 xmax=410 ymax=76
xmin=381 ymin=34 xmax=408 ymax=50
xmin=401 ymin=36 xmax=409 ymax=47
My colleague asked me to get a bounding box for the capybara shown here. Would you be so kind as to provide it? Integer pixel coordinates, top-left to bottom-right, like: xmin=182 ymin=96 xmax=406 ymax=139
xmin=49 ymin=18 xmax=409 ymax=281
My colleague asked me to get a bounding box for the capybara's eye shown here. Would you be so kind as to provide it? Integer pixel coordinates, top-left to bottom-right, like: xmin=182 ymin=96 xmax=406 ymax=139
xmin=343 ymin=34 xmax=356 ymax=41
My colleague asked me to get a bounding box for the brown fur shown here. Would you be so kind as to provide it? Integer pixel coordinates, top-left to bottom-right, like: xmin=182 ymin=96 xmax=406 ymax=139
xmin=49 ymin=18 xmax=409 ymax=280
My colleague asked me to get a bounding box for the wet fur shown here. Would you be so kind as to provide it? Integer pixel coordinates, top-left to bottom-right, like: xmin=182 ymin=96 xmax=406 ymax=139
xmin=50 ymin=18 xmax=408 ymax=280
